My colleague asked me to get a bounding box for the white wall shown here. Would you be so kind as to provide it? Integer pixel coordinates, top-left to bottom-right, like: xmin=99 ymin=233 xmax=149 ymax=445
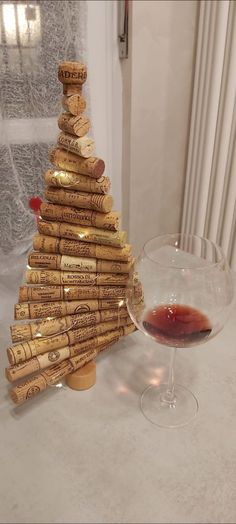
xmin=123 ymin=0 xmax=198 ymax=253
xmin=87 ymin=0 xmax=122 ymax=212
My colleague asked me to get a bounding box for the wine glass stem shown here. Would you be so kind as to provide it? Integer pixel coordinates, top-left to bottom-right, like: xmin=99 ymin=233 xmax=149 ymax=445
xmin=161 ymin=347 xmax=177 ymax=405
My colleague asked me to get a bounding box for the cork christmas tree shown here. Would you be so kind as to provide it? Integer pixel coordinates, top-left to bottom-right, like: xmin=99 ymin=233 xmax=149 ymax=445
xmin=5 ymin=61 xmax=139 ymax=405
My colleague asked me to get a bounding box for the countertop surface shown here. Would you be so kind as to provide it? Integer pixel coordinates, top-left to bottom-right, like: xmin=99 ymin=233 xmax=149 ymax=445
xmin=0 ymin=258 xmax=236 ymax=524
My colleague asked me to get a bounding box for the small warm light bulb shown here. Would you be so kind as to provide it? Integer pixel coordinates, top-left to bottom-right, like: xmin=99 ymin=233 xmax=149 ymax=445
xmin=117 ymin=384 xmax=129 ymax=394
xmin=149 ymin=378 xmax=160 ymax=386
xmin=153 ymin=367 xmax=165 ymax=379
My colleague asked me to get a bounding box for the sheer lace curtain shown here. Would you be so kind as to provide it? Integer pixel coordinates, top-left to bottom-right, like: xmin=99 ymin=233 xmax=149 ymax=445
xmin=0 ymin=0 xmax=88 ymax=258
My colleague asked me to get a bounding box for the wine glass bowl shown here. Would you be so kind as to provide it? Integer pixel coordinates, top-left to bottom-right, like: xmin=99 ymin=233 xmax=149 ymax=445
xmin=126 ymin=234 xmax=234 ymax=428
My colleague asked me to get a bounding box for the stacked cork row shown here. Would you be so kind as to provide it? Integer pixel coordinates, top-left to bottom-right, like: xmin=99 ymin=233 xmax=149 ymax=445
xmin=5 ymin=62 xmax=137 ymax=405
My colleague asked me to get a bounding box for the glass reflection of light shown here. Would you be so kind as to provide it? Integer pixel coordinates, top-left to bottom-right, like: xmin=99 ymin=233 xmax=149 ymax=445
xmin=117 ymin=384 xmax=130 ymax=394
xmin=149 ymin=367 xmax=165 ymax=386
xmin=150 ymin=378 xmax=160 ymax=386
xmin=153 ymin=367 xmax=164 ymax=378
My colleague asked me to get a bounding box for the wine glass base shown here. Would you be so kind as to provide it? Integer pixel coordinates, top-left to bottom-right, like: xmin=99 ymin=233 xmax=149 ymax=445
xmin=140 ymin=383 xmax=199 ymax=428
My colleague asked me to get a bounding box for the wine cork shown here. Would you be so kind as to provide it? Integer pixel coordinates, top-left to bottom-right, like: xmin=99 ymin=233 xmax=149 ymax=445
xmin=33 ymin=234 xmax=60 ymax=254
xmin=66 ymin=361 xmax=96 ymax=390
xmin=61 ymin=240 xmax=131 ymax=261
xmin=19 ymin=284 xmax=127 ymax=303
xmin=33 ymin=235 xmax=132 ymax=261
xmin=71 ymin=349 xmax=98 ymax=371
xmin=95 ymin=329 xmax=121 ymax=353
xmin=100 ymin=307 xmax=128 ymax=323
xmin=49 ymin=148 xmax=105 ymax=179
xmin=15 ymin=296 xmax=123 ymax=320
xmin=68 ymin=330 xmax=121 ymax=361
xmin=15 ymin=299 xmax=101 ymax=320
xmin=58 ymin=61 xmax=87 ymax=84
xmin=58 ymin=113 xmax=90 ymax=138
xmin=10 ymin=308 xmax=128 ymax=343
xmin=11 ymin=323 xmax=32 ymax=343
xmin=10 ymin=361 xmax=69 ymax=405
xmin=67 ymin=318 xmax=131 ymax=347
xmin=19 ymin=284 xmax=64 ymax=302
xmin=16 ymin=286 xmax=126 ymax=304
xmin=10 ymin=347 xmax=98 ymax=404
xmin=38 ymin=219 xmax=126 ymax=247
xmin=8 ymin=326 xmax=126 ymax=384
xmin=50 ymin=350 xmax=96 ymax=382
xmin=95 ymin=287 xmax=117 ymax=304
xmin=57 ymin=132 xmax=95 ymax=158
xmin=65 ymin=328 xmax=122 ymax=361
xmin=96 ymin=259 xmax=133 ymax=274
xmin=28 ymin=252 xmax=132 ymax=274
xmin=28 ymin=252 xmax=94 ymax=273
xmin=25 ymin=269 xmax=129 ymax=287
xmin=40 ymin=204 xmax=119 ymax=231
xmin=14 ymin=303 xmax=31 ymax=320
xmin=8 ymin=317 xmax=130 ymax=366
xmin=7 ymin=331 xmax=70 ymax=365
xmin=41 ymin=360 xmax=73 ymax=385
xmin=122 ymin=324 xmax=137 ymax=336
xmin=62 ymin=285 xmax=127 ymax=301
xmin=19 ymin=285 xmax=89 ymax=302
xmin=28 ymin=252 xmax=62 ymax=270
xmin=10 ymin=374 xmax=48 ymax=405
xmin=44 ymin=170 xmax=110 ymax=194
xmin=62 ymin=94 xmax=86 ymax=116
xmin=6 ymin=346 xmax=71 ymax=382
xmin=10 ymin=311 xmax=100 ymax=343
xmin=6 ymin=358 xmax=40 ymax=382
xmin=10 ymin=324 xmax=136 ymax=404
xmin=44 ymin=188 xmax=113 ymax=215
xmin=61 ymin=256 xmax=132 ymax=274
xmin=7 ymin=344 xmax=96 ymax=384
xmin=59 ymin=221 xmax=127 ymax=247
xmin=45 ymin=187 xmax=112 ymax=213
xmin=63 ymin=84 xmax=82 ymax=96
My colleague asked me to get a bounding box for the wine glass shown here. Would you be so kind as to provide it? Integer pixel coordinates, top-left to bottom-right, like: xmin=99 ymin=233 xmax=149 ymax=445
xmin=126 ymin=234 xmax=234 ymax=428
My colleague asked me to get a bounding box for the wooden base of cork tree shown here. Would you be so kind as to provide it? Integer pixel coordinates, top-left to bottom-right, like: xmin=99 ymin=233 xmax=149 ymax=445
xmin=65 ymin=361 xmax=96 ymax=391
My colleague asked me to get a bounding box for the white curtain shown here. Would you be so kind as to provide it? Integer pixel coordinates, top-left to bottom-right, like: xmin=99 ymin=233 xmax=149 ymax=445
xmin=0 ymin=0 xmax=88 ymax=256
xmin=181 ymin=1 xmax=236 ymax=269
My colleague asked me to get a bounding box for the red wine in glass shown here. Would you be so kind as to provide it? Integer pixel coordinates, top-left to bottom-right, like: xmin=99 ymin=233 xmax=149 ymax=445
xmin=127 ymin=233 xmax=233 ymax=427
xmin=143 ymin=304 xmax=212 ymax=347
